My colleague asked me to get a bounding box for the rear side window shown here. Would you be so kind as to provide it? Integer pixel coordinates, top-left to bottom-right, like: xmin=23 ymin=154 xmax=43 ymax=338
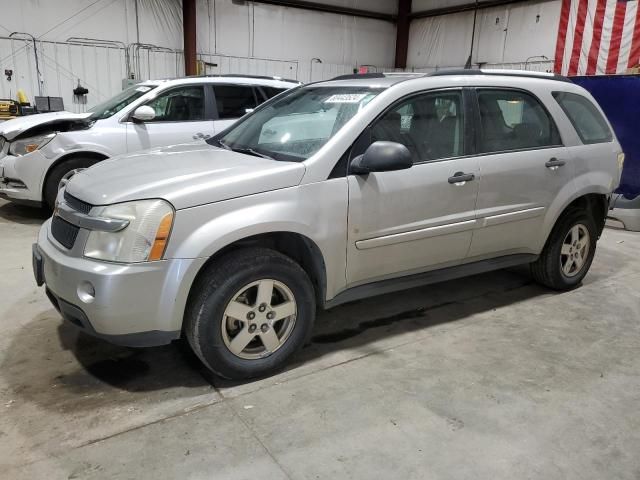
xmin=553 ymin=91 xmax=612 ymax=144
xmin=262 ymin=87 xmax=288 ymax=99
xmin=214 ymin=85 xmax=258 ymax=119
xmin=477 ymin=89 xmax=561 ymax=153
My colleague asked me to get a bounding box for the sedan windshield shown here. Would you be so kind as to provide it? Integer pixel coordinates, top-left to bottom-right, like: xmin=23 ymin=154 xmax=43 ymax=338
xmin=88 ymin=84 xmax=158 ymax=120
xmin=209 ymin=86 xmax=383 ymax=162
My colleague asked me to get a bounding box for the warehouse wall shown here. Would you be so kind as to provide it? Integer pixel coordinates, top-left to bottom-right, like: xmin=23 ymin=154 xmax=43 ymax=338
xmin=408 ymin=0 xmax=561 ymax=71
xmin=0 ymin=0 xmax=396 ymax=110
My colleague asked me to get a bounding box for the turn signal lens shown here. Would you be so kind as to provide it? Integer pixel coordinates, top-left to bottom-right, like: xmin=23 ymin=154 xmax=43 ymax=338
xmin=148 ymin=212 xmax=174 ymax=261
xmin=25 ymin=144 xmax=39 ymax=153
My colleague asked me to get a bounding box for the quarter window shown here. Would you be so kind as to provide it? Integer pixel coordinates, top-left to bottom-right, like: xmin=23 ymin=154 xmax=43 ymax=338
xmin=143 ymin=86 xmax=205 ymax=122
xmin=262 ymin=87 xmax=288 ymax=99
xmin=371 ymin=90 xmax=464 ymax=162
xmin=552 ymin=91 xmax=612 ymax=144
xmin=214 ymin=85 xmax=258 ymax=119
xmin=477 ymin=89 xmax=561 ymax=153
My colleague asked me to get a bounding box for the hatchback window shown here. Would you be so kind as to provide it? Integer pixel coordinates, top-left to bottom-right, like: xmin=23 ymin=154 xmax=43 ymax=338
xmin=553 ymin=91 xmax=612 ymax=144
xmin=371 ymin=90 xmax=464 ymax=161
xmin=143 ymin=86 xmax=205 ymax=122
xmin=214 ymin=85 xmax=258 ymax=119
xmin=477 ymin=89 xmax=561 ymax=153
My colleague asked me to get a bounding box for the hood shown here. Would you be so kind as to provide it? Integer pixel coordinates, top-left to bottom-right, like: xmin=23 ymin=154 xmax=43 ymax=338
xmin=66 ymin=143 xmax=306 ymax=210
xmin=0 ymin=111 xmax=92 ymax=140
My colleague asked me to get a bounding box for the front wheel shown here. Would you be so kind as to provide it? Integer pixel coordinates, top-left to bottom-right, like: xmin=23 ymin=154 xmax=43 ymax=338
xmin=43 ymin=157 xmax=102 ymax=211
xmin=184 ymin=248 xmax=316 ymax=379
xmin=531 ymin=209 xmax=598 ymax=290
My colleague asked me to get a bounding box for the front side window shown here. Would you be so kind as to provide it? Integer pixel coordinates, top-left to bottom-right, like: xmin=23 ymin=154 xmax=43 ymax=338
xmin=211 ymin=86 xmax=382 ymax=162
xmin=143 ymin=86 xmax=205 ymax=122
xmin=214 ymin=85 xmax=258 ymax=119
xmin=88 ymin=84 xmax=158 ymax=120
xmin=477 ymin=89 xmax=561 ymax=153
xmin=553 ymin=91 xmax=612 ymax=144
xmin=371 ymin=90 xmax=464 ymax=162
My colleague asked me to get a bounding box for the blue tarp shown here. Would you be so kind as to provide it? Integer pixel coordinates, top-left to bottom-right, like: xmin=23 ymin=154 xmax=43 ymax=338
xmin=572 ymin=75 xmax=640 ymax=199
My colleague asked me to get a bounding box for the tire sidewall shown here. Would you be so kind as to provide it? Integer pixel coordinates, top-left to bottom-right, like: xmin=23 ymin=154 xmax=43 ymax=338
xmin=44 ymin=157 xmax=102 ymax=210
xmin=191 ymin=252 xmax=315 ymax=379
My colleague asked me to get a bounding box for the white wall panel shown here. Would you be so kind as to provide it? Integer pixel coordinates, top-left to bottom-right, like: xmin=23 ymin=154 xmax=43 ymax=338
xmin=408 ymin=0 xmax=561 ymax=69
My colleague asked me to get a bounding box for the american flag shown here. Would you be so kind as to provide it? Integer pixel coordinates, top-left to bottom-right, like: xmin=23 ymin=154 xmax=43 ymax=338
xmin=554 ymin=0 xmax=640 ymax=76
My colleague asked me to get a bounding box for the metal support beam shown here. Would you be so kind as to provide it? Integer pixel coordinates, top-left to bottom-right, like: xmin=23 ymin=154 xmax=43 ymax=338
xmin=395 ymin=0 xmax=412 ymax=69
xmin=183 ymin=0 xmax=197 ymax=76
xmin=410 ymin=0 xmax=528 ymax=20
xmin=248 ymin=0 xmax=396 ymax=22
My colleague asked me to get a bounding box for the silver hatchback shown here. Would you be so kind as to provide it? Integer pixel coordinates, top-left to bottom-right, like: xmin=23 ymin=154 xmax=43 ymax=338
xmin=34 ymin=70 xmax=623 ymax=379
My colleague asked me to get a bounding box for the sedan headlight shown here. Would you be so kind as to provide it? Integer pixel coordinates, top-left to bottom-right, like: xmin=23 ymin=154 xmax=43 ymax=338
xmin=9 ymin=133 xmax=56 ymax=156
xmin=84 ymin=199 xmax=174 ymax=263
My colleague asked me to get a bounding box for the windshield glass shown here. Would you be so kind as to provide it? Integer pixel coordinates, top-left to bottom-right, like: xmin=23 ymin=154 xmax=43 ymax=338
xmin=210 ymin=86 xmax=383 ymax=162
xmin=88 ymin=84 xmax=158 ymax=120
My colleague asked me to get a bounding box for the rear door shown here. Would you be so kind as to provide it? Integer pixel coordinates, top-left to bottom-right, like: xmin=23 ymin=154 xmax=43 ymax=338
xmin=212 ymin=84 xmax=262 ymax=134
xmin=467 ymin=88 xmax=575 ymax=258
xmin=125 ymin=84 xmax=214 ymax=152
xmin=346 ymin=88 xmax=480 ymax=286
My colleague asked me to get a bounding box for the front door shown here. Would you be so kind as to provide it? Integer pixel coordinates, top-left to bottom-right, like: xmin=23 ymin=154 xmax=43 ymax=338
xmin=346 ymin=89 xmax=480 ymax=286
xmin=126 ymin=84 xmax=215 ymax=152
xmin=467 ymin=88 xmax=576 ymax=258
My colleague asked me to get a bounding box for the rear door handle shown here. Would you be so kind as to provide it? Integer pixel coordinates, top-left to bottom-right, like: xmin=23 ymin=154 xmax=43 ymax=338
xmin=545 ymin=158 xmax=566 ymax=170
xmin=448 ymin=172 xmax=475 ymax=185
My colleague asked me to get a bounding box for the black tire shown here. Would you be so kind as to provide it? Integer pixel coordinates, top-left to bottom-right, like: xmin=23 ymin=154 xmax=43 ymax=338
xmin=43 ymin=157 xmax=102 ymax=211
xmin=184 ymin=248 xmax=316 ymax=380
xmin=531 ymin=209 xmax=598 ymax=290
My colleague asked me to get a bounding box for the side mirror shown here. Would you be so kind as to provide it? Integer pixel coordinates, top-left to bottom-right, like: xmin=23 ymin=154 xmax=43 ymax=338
xmin=132 ymin=105 xmax=156 ymax=122
xmin=350 ymin=141 xmax=413 ymax=175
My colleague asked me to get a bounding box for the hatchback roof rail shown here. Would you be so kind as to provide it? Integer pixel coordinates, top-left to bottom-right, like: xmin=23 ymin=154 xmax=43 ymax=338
xmin=427 ymin=69 xmax=572 ymax=83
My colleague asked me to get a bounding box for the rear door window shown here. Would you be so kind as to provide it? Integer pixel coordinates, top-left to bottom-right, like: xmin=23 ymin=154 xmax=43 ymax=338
xmin=476 ymin=89 xmax=561 ymax=153
xmin=552 ymin=91 xmax=613 ymax=144
xmin=214 ymin=85 xmax=259 ymax=119
xmin=261 ymin=87 xmax=288 ymax=99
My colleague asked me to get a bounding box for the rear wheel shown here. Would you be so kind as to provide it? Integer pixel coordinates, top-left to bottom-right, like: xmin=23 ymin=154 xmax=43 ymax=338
xmin=43 ymin=157 xmax=102 ymax=211
xmin=531 ymin=209 xmax=597 ymax=290
xmin=184 ymin=248 xmax=316 ymax=379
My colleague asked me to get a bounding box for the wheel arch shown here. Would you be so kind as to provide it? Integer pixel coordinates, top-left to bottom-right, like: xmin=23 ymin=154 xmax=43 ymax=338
xmin=186 ymin=231 xmax=328 ymax=311
xmin=546 ymin=192 xmax=609 ymax=247
xmin=41 ymin=150 xmax=109 ymax=198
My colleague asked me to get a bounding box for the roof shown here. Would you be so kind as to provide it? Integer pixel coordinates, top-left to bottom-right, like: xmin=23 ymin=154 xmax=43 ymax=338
xmin=140 ymin=75 xmax=301 ymax=87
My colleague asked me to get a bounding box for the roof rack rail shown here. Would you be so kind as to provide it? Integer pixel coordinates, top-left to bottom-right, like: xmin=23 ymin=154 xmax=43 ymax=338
xmin=330 ymin=72 xmax=424 ymax=81
xmin=198 ymin=74 xmax=302 ymax=84
xmin=427 ymin=69 xmax=572 ymax=83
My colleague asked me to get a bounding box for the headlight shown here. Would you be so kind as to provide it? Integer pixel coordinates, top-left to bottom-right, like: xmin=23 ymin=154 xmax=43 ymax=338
xmin=84 ymin=199 xmax=174 ymax=263
xmin=9 ymin=133 xmax=56 ymax=156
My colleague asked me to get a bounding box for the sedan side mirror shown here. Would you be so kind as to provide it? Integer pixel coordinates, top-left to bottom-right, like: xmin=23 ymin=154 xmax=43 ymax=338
xmin=132 ymin=105 xmax=156 ymax=122
xmin=350 ymin=141 xmax=413 ymax=175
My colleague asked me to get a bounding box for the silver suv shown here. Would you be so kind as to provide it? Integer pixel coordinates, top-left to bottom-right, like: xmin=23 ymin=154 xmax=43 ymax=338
xmin=33 ymin=70 xmax=623 ymax=379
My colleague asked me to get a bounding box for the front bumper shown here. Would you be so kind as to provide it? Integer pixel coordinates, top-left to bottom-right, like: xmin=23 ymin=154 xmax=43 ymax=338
xmin=0 ymin=152 xmax=45 ymax=203
xmin=34 ymin=219 xmax=207 ymax=346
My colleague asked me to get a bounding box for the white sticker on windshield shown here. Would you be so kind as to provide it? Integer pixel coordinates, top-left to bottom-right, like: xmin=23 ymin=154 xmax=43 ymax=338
xmin=135 ymin=86 xmax=152 ymax=93
xmin=323 ymin=93 xmax=368 ymax=104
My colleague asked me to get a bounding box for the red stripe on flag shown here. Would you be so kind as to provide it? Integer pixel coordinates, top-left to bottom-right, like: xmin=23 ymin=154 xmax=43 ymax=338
xmin=568 ymin=0 xmax=589 ymax=76
xmin=586 ymin=0 xmax=607 ymax=75
xmin=606 ymin=1 xmax=628 ymax=74
xmin=554 ymin=0 xmax=572 ymax=74
xmin=627 ymin=3 xmax=640 ymax=69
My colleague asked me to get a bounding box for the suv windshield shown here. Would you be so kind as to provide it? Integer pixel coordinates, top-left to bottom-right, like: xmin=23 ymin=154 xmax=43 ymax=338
xmin=88 ymin=84 xmax=158 ymax=120
xmin=209 ymin=86 xmax=383 ymax=162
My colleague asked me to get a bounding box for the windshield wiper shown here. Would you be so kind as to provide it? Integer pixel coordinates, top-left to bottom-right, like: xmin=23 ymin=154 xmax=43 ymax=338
xmin=230 ymin=147 xmax=275 ymax=160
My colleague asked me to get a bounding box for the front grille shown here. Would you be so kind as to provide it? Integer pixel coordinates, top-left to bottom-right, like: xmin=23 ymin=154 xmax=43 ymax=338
xmin=64 ymin=190 xmax=93 ymax=214
xmin=51 ymin=215 xmax=79 ymax=249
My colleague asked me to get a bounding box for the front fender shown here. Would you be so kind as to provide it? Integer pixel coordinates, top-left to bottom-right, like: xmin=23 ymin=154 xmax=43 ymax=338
xmin=166 ymin=180 xmax=349 ymax=300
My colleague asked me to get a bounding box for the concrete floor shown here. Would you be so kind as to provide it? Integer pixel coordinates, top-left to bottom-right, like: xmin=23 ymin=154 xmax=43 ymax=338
xmin=1 ymin=198 xmax=639 ymax=480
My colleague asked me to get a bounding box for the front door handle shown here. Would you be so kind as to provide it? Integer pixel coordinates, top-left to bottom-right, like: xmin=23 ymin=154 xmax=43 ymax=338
xmin=545 ymin=158 xmax=566 ymax=170
xmin=448 ymin=172 xmax=475 ymax=185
